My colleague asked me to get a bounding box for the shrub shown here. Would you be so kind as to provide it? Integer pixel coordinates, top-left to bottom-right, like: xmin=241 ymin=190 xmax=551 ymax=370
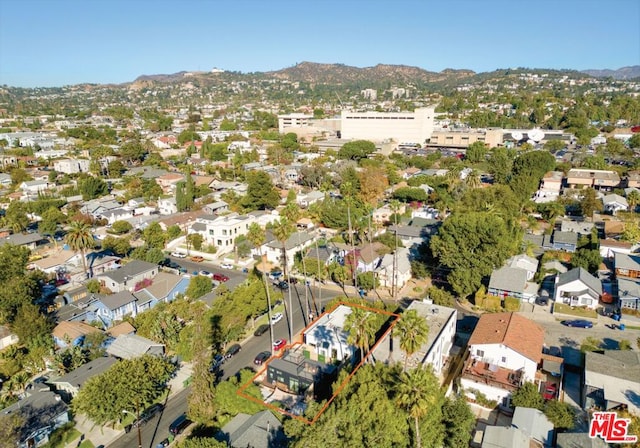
xmin=504 ymin=297 xmax=521 ymax=311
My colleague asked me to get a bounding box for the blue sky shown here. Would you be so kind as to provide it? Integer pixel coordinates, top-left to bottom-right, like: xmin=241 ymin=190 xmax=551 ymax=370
xmin=1 ymin=0 xmax=638 ymax=87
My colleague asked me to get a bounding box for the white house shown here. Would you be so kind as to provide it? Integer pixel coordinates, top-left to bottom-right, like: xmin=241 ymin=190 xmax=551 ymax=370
xmin=192 ymin=213 xmax=256 ymax=254
xmin=553 ymin=267 xmax=602 ymax=309
xmin=375 ymin=247 xmax=412 ymax=292
xmin=100 ymin=208 xmax=134 ymax=225
xmin=602 ymin=193 xmax=628 ymax=215
xmin=371 ymin=299 xmax=457 ymax=377
xmin=264 ymin=231 xmax=315 ymax=268
xmin=20 ymin=180 xmax=50 ymax=194
xmin=303 ymin=304 xmax=356 ymax=363
xmin=97 ymin=260 xmax=158 ymax=293
xmin=460 ymin=312 xmax=544 ymax=408
xmin=158 ymin=197 xmax=178 ymax=215
xmin=52 ymin=159 xmax=91 ymax=174
xmin=0 ymin=325 xmax=19 ymax=350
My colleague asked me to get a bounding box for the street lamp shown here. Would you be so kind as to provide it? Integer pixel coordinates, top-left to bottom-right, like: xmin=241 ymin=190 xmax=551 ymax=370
xmin=122 ymin=406 xmax=142 ymax=448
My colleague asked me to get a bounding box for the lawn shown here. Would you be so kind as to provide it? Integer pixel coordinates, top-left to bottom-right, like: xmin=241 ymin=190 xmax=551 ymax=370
xmin=552 ymin=302 xmax=598 ymax=319
xmin=79 ymin=441 xmax=95 ymax=448
xmin=44 ymin=424 xmax=81 ymax=448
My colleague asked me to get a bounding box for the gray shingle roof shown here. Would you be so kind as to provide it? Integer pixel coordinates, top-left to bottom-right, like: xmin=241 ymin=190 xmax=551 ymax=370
xmin=615 ymin=252 xmax=640 ymax=271
xmin=99 ymin=291 xmax=137 ymax=311
xmin=553 ymin=230 xmax=578 ymax=245
xmin=52 ymin=357 xmax=117 ymax=391
xmin=219 ymin=410 xmax=286 ymax=448
xmin=489 ymin=267 xmax=528 ymax=293
xmin=100 ymin=260 xmax=157 ymax=284
xmin=511 ymin=407 xmax=554 ymax=446
xmin=106 ymin=334 xmax=164 ymax=359
xmin=557 ymin=267 xmax=602 ymax=294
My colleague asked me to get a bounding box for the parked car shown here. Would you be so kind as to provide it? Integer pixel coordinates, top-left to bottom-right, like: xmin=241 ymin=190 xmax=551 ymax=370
xmin=133 ymin=403 xmax=164 ymax=427
xmin=199 ymin=270 xmax=212 ymax=278
xmin=254 ymin=351 xmax=271 ymax=365
xmin=273 ymin=339 xmax=287 ymax=351
xmin=209 ymin=354 xmax=225 ymax=372
xmin=190 ymin=256 xmax=204 ymax=262
xmin=213 ymin=273 xmax=229 ymax=282
xmin=168 ymin=414 xmax=191 ymax=435
xmin=274 ymin=281 xmax=289 ymax=290
xmin=561 ymin=319 xmax=594 ymax=328
xmin=220 ymin=262 xmax=233 ymax=269
xmin=270 ymin=312 xmax=283 ymax=324
xmin=156 ymin=439 xmax=170 ymax=448
xmin=254 ymin=324 xmax=269 ymax=337
xmin=225 ymin=343 xmax=241 ymax=359
xmin=542 ymin=383 xmax=558 ymax=400
xmin=171 ymin=251 xmax=187 ymax=258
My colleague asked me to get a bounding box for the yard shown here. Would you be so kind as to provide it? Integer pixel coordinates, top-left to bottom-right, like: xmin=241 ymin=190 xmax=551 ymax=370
xmin=552 ymin=302 xmax=598 ymax=319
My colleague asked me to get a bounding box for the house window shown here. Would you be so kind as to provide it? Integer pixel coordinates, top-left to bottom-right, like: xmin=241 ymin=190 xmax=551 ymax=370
xmin=501 ymin=356 xmax=507 ymax=363
xmin=476 ymin=349 xmax=484 ymax=357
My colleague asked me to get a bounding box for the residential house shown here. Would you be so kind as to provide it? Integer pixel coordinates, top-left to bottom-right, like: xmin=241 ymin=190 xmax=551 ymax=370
xmin=0 ymin=172 xmax=12 ymax=187
xmin=617 ymin=277 xmax=640 ymax=310
xmin=97 ymin=260 xmax=158 ymax=292
xmin=559 ymin=220 xmax=595 ymax=235
xmin=98 ymin=291 xmax=139 ymax=324
xmin=511 ymin=407 xmax=554 ymax=447
xmin=627 ymin=171 xmax=640 ymax=189
xmin=604 ymin=220 xmax=625 ymax=239
xmin=296 ymin=191 xmax=324 ymax=208
xmin=304 ymin=243 xmax=338 ymax=267
xmin=0 ymin=232 xmax=45 ymax=250
xmin=30 ymin=249 xmax=81 ymax=275
xmin=614 ymin=252 xmax=640 ymax=279
xmin=157 ymin=210 xmax=204 ymax=232
xmin=550 ymin=230 xmax=578 ymax=252
xmin=106 ymin=321 xmax=136 ymax=338
xmin=106 ymin=334 xmax=165 ymax=360
xmin=488 ymin=267 xmax=539 ymax=302
xmin=481 ymin=426 xmax=532 ymax=448
xmin=505 ymin=254 xmax=539 ymax=281
xmin=566 ymin=169 xmax=621 ymax=190
xmin=51 ymin=357 xmax=117 ymax=401
xmin=133 ymin=272 xmax=190 ymax=312
xmin=303 ymin=304 xmax=356 ymax=364
xmin=216 ymin=410 xmax=287 ymax=448
xmin=372 ymin=299 xmax=456 ymax=377
xmin=158 ymin=197 xmax=178 ymax=215
xmin=264 ymin=231 xmax=315 ymax=267
xmin=375 ymin=247 xmax=412 ymax=292
xmin=372 ymin=203 xmax=402 ymax=224
xmin=345 ymin=241 xmax=386 ymax=274
xmin=411 ymin=205 xmax=439 ymax=220
xmin=202 ymin=200 xmax=229 ymax=215
xmin=52 ymin=159 xmax=90 ymax=174
xmin=20 ymin=180 xmax=50 ymax=194
xmin=100 ymin=207 xmax=134 ymax=225
xmin=0 ymin=325 xmax=19 ymax=350
xmin=602 ymin=193 xmax=628 ymax=215
xmin=193 ymin=213 xmax=256 ymax=254
xmin=584 ymin=350 xmax=640 ymax=414
xmin=52 ymin=321 xmax=102 ymax=348
xmin=1 ymin=390 xmax=69 ymax=448
xmin=389 ymin=218 xmax=441 ymax=250
xmin=556 ymin=433 xmax=609 ymax=448
xmin=209 ymin=180 xmax=248 ymax=197
xmin=460 ymin=312 xmax=544 ymax=408
xmin=599 ymin=239 xmax=633 ymax=259
xmin=553 ymin=267 xmax=602 ymax=309
xmin=155 ymin=172 xmax=184 ymax=194
xmin=533 ymin=171 xmax=563 ymax=203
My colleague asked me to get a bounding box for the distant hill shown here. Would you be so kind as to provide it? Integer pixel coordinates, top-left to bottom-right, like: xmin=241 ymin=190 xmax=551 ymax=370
xmin=265 ymin=61 xmax=475 ymax=84
xmin=581 ymin=65 xmax=640 ymax=80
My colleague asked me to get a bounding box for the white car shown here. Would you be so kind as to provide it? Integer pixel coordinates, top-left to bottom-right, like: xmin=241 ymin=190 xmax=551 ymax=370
xmin=220 ymin=262 xmax=233 ymax=270
xmin=171 ymin=251 xmax=187 ymax=258
xmin=270 ymin=312 xmax=283 ymax=325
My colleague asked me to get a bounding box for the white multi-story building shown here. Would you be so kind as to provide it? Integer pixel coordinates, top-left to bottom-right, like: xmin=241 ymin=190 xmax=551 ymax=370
xmin=53 ymin=159 xmax=91 ymax=174
xmin=303 ymin=304 xmax=356 ymax=363
xmin=278 ymin=113 xmax=313 ymax=134
xmin=340 ymin=107 xmax=435 ymax=144
xmin=158 ymin=198 xmax=178 ymax=216
xmin=192 ymin=213 xmax=256 ymax=254
xmin=460 ymin=312 xmax=544 ymax=408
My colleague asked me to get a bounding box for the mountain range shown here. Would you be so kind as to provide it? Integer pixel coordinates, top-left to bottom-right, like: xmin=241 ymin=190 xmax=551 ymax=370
xmin=580 ymin=65 xmax=640 ymax=80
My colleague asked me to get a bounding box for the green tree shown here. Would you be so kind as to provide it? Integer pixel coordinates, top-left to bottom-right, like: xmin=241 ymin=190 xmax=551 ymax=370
xmin=119 ymin=140 xmax=148 ymax=165
xmin=338 ymin=140 xmax=376 ymax=161
xmin=187 ymin=233 xmax=203 ymax=251
xmin=426 ymin=286 xmax=455 ymax=307
xmin=580 ymin=336 xmax=602 ymax=352
xmin=393 ymin=187 xmax=428 ymax=203
xmin=101 ymin=235 xmax=131 ymax=257
xmin=65 ymin=220 xmax=95 ymax=279
xmin=86 ymin=279 xmax=101 ymax=293
xmin=0 ymin=412 xmax=24 ymax=447
xmin=396 ymin=366 xmax=443 ymax=448
xmin=187 ymin=313 xmax=217 ymax=424
xmin=12 ymin=303 xmax=52 ymax=349
xmin=465 ymin=141 xmax=487 ymax=163
xmin=430 ymin=212 xmax=518 ymax=297
xmin=166 ymin=224 xmax=182 ymax=241
xmin=143 ymin=222 xmax=166 ymax=249
xmin=356 ymin=271 xmax=378 ymax=291
xmin=9 ymin=167 xmax=30 ymax=185
xmin=396 ymin=309 xmax=429 ymax=371
xmin=246 ymin=223 xmax=274 ymax=349
xmin=186 ymin=275 xmax=213 ymax=299
xmin=38 ymin=206 xmax=66 ymax=235
xmin=442 ymin=393 xmax=475 ymax=448
xmin=110 ymin=220 xmax=133 ymax=234
xmin=241 ymin=171 xmax=280 ymax=210
xmin=219 ymin=118 xmax=238 ymax=131
xmin=580 ymin=188 xmax=602 ymax=219
xmin=73 ymin=355 xmax=175 ymax=426
xmin=510 ymin=381 xmax=544 ymax=410
xmin=543 ymin=400 xmax=575 ymax=430
xmin=4 ymin=201 xmax=29 ymax=232
xmin=570 ymin=248 xmax=602 ymax=273
xmin=79 ymin=176 xmax=108 ymax=200
xmin=344 ymin=306 xmax=377 ymax=361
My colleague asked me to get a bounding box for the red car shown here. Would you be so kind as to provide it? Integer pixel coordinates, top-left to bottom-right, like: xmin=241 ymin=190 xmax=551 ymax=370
xmin=272 ymin=339 xmax=287 ymax=351
xmin=213 ymin=273 xmax=229 ymax=282
xmin=542 ymin=383 xmax=557 ymax=400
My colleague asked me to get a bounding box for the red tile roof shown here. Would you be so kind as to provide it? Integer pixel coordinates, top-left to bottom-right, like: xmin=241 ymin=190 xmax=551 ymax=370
xmin=468 ymin=312 xmax=544 ymax=363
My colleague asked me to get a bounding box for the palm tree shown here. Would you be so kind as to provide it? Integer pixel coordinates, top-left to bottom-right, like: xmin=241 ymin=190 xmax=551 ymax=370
xmin=396 ymin=309 xmax=429 ymax=371
xmin=247 ymin=223 xmax=274 ymax=352
xmin=65 ymin=220 xmax=95 ymax=279
xmin=272 ymin=217 xmax=295 ymax=341
xmin=344 ymin=307 xmax=377 ymax=362
xmin=396 ymin=366 xmax=440 ymax=448
xmin=464 ymin=169 xmax=481 ymax=189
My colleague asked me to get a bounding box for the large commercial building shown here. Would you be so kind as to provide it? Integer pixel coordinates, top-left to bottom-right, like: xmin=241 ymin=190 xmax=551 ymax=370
xmin=340 ymin=107 xmax=435 ymax=144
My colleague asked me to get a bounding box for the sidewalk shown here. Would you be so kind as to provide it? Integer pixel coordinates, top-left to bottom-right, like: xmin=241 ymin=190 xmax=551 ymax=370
xmin=66 ymin=362 xmax=193 ymax=448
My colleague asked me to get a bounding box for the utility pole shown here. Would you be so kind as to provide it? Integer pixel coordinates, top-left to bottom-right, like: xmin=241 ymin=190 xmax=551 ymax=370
xmin=347 ymin=201 xmax=358 ymax=293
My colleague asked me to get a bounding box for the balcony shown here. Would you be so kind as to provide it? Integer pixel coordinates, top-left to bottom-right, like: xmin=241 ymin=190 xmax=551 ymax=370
xmin=461 ymin=357 xmax=522 ymax=393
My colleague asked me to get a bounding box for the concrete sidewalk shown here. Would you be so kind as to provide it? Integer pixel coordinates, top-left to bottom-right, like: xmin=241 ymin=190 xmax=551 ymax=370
xmin=66 ymin=362 xmax=193 ymax=448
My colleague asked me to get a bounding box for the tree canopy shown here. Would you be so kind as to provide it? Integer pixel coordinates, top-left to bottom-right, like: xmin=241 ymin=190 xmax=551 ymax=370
xmin=338 ymin=140 xmax=376 ymax=161
xmin=241 ymin=171 xmax=280 ymax=210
